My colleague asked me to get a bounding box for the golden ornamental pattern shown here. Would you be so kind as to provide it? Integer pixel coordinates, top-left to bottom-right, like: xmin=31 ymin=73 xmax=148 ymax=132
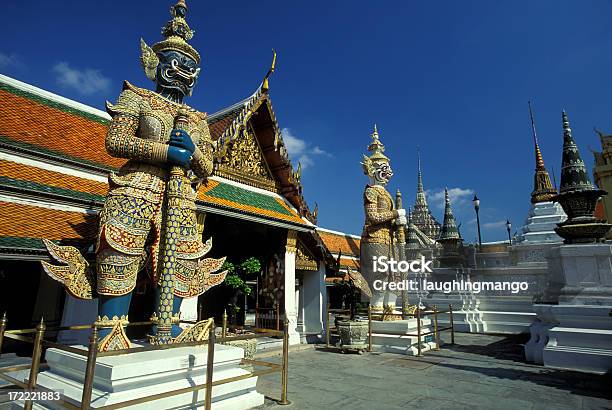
xmin=296 ymin=240 xmax=318 ymax=271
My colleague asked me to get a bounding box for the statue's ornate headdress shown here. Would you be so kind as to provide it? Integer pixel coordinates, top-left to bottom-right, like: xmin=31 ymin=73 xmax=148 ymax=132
xmin=140 ymin=0 xmax=201 ymax=81
xmin=362 ymin=124 xmax=391 ymax=177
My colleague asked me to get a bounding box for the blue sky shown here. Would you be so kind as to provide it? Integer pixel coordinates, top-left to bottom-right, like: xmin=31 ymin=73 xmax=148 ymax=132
xmin=2 ymin=1 xmax=612 ymax=242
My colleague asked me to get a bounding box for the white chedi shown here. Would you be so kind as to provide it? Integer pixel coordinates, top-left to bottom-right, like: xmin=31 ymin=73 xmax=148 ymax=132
xmin=515 ymin=201 xmax=567 ymax=244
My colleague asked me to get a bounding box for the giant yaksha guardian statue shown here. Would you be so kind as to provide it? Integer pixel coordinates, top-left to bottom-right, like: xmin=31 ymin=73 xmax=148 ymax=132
xmin=360 ymin=125 xmax=407 ymax=312
xmin=41 ymin=0 xmax=227 ymax=350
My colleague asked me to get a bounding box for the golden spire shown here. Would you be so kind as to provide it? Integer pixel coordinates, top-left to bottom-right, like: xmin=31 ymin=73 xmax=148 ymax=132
xmin=361 ymin=124 xmax=390 ymax=177
xmin=367 ymin=123 xmax=386 ymax=156
xmin=528 ymin=101 xmax=557 ymax=203
xmin=151 ymin=0 xmax=200 ymax=64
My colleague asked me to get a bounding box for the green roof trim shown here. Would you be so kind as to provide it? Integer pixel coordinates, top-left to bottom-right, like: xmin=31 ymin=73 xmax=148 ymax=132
xmin=0 ymin=236 xmax=47 ymax=250
xmin=206 ymin=183 xmax=294 ymax=217
xmin=0 ymin=135 xmax=114 ymax=171
xmin=0 ymin=81 xmax=110 ymax=126
xmin=0 ymin=176 xmax=105 ymax=203
xmin=0 ymin=236 xmax=92 ymax=253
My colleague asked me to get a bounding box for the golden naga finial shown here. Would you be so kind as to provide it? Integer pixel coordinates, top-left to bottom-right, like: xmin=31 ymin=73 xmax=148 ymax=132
xmin=262 ymin=49 xmax=277 ymax=92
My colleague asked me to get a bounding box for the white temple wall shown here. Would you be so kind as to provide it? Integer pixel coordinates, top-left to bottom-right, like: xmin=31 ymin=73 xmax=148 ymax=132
xmin=57 ymin=296 xmax=97 ymax=345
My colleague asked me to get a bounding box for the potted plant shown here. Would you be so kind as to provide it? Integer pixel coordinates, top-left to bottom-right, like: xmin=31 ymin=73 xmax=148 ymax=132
xmin=337 ymin=268 xmax=372 ymax=353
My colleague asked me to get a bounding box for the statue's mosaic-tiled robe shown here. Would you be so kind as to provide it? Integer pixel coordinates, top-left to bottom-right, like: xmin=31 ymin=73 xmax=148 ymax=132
xmin=96 ymin=81 xmax=214 ymax=298
xmin=360 ymin=184 xmax=401 ymax=286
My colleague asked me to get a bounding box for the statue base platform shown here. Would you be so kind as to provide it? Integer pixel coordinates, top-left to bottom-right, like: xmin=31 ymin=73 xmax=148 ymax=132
xmin=542 ymin=305 xmax=612 ymax=374
xmin=11 ymin=343 xmax=264 ymax=409
xmin=370 ymin=319 xmax=438 ymax=355
xmin=525 ymin=244 xmax=612 ymax=373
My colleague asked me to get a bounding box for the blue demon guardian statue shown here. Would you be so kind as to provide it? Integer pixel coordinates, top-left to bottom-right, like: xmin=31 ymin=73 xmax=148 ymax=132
xmin=41 ymin=0 xmax=227 ymax=351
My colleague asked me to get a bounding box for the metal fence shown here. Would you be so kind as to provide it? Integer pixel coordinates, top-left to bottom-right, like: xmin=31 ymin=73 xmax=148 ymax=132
xmin=0 ymin=312 xmax=290 ymax=409
xmin=325 ymin=304 xmax=455 ymax=356
xmin=255 ymin=305 xmax=281 ymax=331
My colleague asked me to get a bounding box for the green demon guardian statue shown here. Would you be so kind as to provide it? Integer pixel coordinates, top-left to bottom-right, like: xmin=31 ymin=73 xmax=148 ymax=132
xmin=41 ymin=0 xmax=227 ymax=351
xmin=360 ymin=125 xmax=407 ymax=313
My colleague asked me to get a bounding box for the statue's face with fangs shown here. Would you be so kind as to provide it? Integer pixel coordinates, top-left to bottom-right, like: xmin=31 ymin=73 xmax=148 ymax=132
xmin=155 ymin=50 xmax=200 ymax=100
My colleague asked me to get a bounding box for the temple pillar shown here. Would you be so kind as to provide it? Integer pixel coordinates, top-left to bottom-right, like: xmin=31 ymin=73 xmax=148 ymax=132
xmin=296 ymin=282 xmax=304 ymax=335
xmin=284 ymin=230 xmax=300 ymax=345
xmin=302 ymin=264 xmax=325 ymax=337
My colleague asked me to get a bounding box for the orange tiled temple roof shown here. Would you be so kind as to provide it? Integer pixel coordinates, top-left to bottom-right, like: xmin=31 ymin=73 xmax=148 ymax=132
xmin=0 ymin=201 xmax=97 ymax=249
xmin=318 ymin=229 xmax=361 ymax=258
xmin=0 ymin=76 xmax=313 ymax=253
xmin=0 ymin=83 xmax=120 ymax=170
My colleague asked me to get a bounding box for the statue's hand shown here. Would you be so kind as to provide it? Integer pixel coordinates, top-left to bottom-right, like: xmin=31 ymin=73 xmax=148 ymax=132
xmin=167 ymin=145 xmax=192 ymax=168
xmin=169 ymin=129 xmax=196 ymax=154
xmin=395 ymin=215 xmax=407 ymax=226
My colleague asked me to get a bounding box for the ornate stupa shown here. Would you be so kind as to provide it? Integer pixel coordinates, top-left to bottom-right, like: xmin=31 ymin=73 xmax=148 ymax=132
xmin=593 ymin=128 xmax=612 ymax=238
xmin=516 ymin=101 xmax=567 ymax=244
xmin=554 ymin=111 xmax=611 ymax=243
xmin=437 ymin=188 xmax=465 ymax=267
xmin=411 ymin=150 xmax=441 ymax=240
xmin=439 ymin=188 xmax=461 ymax=240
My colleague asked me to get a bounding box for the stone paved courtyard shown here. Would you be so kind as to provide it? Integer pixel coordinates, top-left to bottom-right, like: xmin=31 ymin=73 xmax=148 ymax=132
xmin=255 ymin=333 xmax=612 ymax=410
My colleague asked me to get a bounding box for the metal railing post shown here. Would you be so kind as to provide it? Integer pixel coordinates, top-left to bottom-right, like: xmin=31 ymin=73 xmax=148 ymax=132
xmin=449 ymin=304 xmax=455 ymax=345
xmin=367 ymin=305 xmax=372 ymax=353
xmin=275 ymin=304 xmax=280 ymax=331
xmin=416 ymin=308 xmax=422 ymax=357
xmin=24 ymin=317 xmax=46 ymax=410
xmin=0 ymin=312 xmax=6 ymax=359
xmin=81 ymin=325 xmax=99 ymax=409
xmin=325 ymin=303 xmax=330 ymax=348
xmin=255 ymin=300 xmax=259 ymax=328
xmin=433 ymin=305 xmax=440 ymax=350
xmin=222 ymin=309 xmax=227 ymax=343
xmin=204 ymin=323 xmax=216 ymax=410
xmin=278 ymin=317 xmax=290 ymax=405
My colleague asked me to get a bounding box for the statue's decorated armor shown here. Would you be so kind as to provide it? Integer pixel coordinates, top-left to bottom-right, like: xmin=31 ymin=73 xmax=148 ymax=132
xmin=98 ymin=81 xmax=216 ymax=298
xmin=359 ymin=126 xmax=406 ymax=312
xmin=41 ymin=0 xmax=227 ymax=350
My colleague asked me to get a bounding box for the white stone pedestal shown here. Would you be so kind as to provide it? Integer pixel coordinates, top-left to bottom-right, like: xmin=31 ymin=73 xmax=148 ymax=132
xmin=524 ymin=305 xmax=557 ymax=364
xmin=370 ymin=319 xmax=438 ymax=356
xmin=12 ymin=344 xmax=264 ymax=409
xmin=543 ymin=305 xmax=612 ymax=374
xmin=526 ymin=243 xmax=612 ymax=374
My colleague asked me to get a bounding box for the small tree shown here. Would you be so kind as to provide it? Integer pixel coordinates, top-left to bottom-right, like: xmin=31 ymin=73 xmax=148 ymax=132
xmin=222 ymin=257 xmax=261 ymax=323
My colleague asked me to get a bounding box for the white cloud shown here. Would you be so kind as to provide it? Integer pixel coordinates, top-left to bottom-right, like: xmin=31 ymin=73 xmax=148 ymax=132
xmin=482 ymin=220 xmax=508 ymax=229
xmin=0 ymin=52 xmax=23 ymax=68
xmin=426 ymin=187 xmax=475 ymax=210
xmin=281 ymin=128 xmax=331 ymax=170
xmin=53 ymin=62 xmax=111 ymax=95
